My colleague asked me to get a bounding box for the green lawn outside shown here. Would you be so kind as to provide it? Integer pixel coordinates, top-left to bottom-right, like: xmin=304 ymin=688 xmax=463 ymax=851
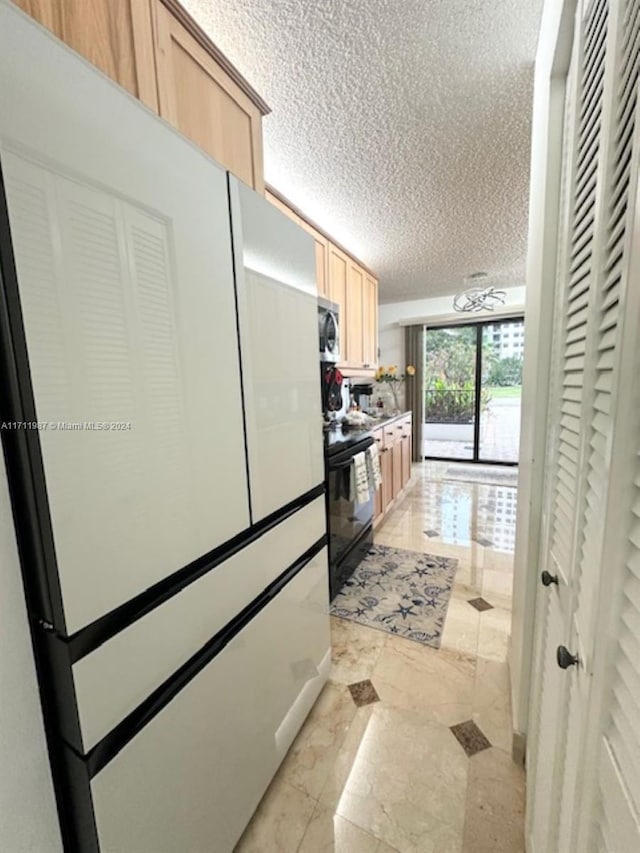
xmin=486 ymin=385 xmax=522 ymax=398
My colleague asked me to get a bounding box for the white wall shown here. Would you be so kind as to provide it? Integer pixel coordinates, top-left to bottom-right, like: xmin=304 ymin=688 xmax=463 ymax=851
xmin=0 ymin=450 xmax=62 ymax=851
xmin=378 ymin=285 xmax=526 ymax=370
xmin=510 ymin=0 xmax=576 ymax=747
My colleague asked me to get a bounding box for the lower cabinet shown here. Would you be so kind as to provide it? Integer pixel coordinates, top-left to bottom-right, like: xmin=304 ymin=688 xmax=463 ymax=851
xmin=90 ymin=547 xmax=331 ymax=853
xmin=380 ymin=440 xmax=394 ymax=515
xmin=373 ymin=414 xmax=413 ymax=526
xmin=401 ymin=425 xmax=412 ymax=486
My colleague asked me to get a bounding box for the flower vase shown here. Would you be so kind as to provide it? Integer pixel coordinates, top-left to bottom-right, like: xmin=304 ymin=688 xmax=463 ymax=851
xmin=389 ymin=383 xmax=401 ymax=414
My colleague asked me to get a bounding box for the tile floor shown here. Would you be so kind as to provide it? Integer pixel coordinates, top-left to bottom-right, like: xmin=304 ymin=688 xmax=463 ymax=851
xmin=235 ymin=462 xmax=524 ymax=853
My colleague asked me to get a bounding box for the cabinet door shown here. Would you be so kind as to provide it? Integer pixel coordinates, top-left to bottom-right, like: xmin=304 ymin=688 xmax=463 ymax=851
xmin=314 ymin=234 xmax=329 ymax=298
xmin=328 ymin=245 xmax=348 ymax=360
xmin=401 ymin=434 xmax=411 ymax=487
xmin=392 ymin=438 xmax=403 ymax=498
xmin=264 ymin=190 xmax=302 ymax=225
xmin=346 ymin=262 xmax=364 ymax=367
xmin=363 ymin=275 xmax=378 ymax=369
xmin=265 ymin=195 xmax=329 ymax=298
xmin=381 ymin=445 xmax=393 ymax=513
xmin=153 ymin=0 xmax=264 ymax=191
xmin=12 ymin=0 xmax=158 ymax=109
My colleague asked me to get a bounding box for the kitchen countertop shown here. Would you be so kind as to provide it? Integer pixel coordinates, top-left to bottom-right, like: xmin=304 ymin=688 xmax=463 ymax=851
xmin=323 ymin=411 xmax=411 ymax=456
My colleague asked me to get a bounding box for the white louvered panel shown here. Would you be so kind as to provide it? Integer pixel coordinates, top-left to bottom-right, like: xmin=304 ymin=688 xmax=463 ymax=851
xmin=604 ymin=546 xmax=640 ymax=820
xmin=575 ymin=0 xmax=640 ymax=661
xmin=576 ymin=3 xmax=640 ymax=841
xmin=596 ymin=739 xmax=640 ymax=851
xmin=550 ymin=0 xmax=608 ymax=583
xmin=549 ymin=1 xmax=610 ymax=848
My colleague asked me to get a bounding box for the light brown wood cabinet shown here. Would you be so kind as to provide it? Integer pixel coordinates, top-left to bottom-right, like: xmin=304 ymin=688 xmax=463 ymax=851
xmin=401 ymin=423 xmax=412 ymax=485
xmin=11 ymin=0 xmax=269 ymax=191
xmin=263 ymin=188 xmax=378 ymax=374
xmin=152 ymin=0 xmax=264 ymax=191
xmin=363 ymin=275 xmax=379 ymax=369
xmin=345 ymin=261 xmax=364 ymax=368
xmin=343 ymin=268 xmax=378 ymax=372
xmin=328 ymin=245 xmax=349 ymax=355
xmin=373 ymin=414 xmax=413 ymax=527
xmin=313 ymin=234 xmax=329 ymax=298
xmin=266 ymin=191 xmax=330 ymax=299
xmin=12 ymin=0 xmax=157 ymax=105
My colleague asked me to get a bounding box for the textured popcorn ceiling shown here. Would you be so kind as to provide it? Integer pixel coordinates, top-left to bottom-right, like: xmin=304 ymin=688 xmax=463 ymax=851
xmin=183 ymin=0 xmax=543 ymax=302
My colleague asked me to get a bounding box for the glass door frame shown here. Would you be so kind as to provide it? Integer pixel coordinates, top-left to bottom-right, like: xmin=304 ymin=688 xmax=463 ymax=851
xmin=423 ymin=314 xmax=524 ymax=467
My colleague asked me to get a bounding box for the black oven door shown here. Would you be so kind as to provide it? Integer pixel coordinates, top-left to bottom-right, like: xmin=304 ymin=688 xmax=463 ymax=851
xmin=326 ymin=438 xmax=374 ymax=572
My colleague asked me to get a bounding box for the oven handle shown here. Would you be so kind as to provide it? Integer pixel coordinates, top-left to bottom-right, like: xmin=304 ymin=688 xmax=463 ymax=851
xmin=331 ymin=458 xmax=354 ymax=471
xmin=328 ymin=437 xmax=374 ymax=470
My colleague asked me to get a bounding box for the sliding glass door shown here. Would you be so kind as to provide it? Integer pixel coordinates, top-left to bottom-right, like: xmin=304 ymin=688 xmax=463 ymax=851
xmin=423 ymin=318 xmax=523 ymax=465
xmin=423 ymin=326 xmax=477 ymax=461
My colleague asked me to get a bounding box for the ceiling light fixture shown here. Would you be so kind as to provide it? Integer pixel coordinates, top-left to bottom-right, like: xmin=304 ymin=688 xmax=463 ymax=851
xmin=453 ymin=273 xmax=507 ymax=313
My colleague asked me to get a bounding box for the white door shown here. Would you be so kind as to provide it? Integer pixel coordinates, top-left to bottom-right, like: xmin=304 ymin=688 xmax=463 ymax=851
xmin=229 ymin=176 xmax=324 ymax=523
xmin=0 ymin=3 xmax=250 ymax=633
xmin=528 ymin=0 xmax=640 ymax=849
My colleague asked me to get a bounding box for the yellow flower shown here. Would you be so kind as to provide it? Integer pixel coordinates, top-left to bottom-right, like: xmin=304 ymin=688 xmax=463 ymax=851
xmin=406 ymin=365 xmax=416 ymax=376
xmin=388 ymin=365 xmax=397 ymax=375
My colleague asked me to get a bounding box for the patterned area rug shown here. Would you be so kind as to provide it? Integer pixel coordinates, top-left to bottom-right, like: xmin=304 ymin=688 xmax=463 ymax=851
xmin=330 ymin=544 xmax=458 ymax=649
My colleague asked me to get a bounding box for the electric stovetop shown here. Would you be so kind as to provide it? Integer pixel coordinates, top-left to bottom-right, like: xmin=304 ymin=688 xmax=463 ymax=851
xmin=323 ymin=422 xmax=375 ymax=456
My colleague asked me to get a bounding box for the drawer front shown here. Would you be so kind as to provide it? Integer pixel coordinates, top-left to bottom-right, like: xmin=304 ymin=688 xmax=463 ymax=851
xmin=72 ymin=498 xmax=326 ymax=751
xmin=372 ymin=426 xmax=385 ymax=450
xmin=90 ymin=550 xmax=331 ymax=853
xmin=383 ymin=424 xmax=398 ymax=446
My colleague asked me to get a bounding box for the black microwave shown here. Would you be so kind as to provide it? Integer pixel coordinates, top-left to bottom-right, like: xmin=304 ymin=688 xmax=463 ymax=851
xmin=318 ymin=297 xmax=340 ymax=363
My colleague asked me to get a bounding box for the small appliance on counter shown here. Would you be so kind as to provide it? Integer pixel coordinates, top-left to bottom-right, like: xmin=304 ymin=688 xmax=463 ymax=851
xmin=318 ymin=297 xmax=340 ymax=363
xmin=350 ymin=383 xmax=375 ymax=413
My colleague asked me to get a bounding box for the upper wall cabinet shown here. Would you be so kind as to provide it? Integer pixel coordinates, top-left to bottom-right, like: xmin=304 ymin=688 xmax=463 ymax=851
xmin=363 ymin=274 xmax=378 ymax=369
xmin=11 ymin=0 xmax=158 ymax=107
xmin=152 ymin=0 xmax=265 ymax=192
xmin=345 ymin=260 xmax=364 ymax=368
xmin=10 ymin=0 xmax=269 ymax=192
xmin=328 ymin=244 xmax=349 ymax=353
xmin=265 ymin=190 xmax=329 ymax=298
xmin=266 ymin=188 xmax=379 ymax=376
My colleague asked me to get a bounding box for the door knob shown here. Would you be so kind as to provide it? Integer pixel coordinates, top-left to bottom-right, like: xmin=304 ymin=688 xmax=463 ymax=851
xmin=556 ymin=645 xmax=579 ymax=669
xmin=541 ymin=570 xmax=558 ymax=587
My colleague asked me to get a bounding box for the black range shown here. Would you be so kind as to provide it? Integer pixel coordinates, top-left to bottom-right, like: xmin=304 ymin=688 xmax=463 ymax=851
xmin=323 ymin=424 xmax=376 ymax=599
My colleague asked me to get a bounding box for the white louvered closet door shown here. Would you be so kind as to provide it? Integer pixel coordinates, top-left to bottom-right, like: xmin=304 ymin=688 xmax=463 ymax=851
xmin=527 ymin=0 xmax=610 ymax=850
xmin=580 ymin=0 xmax=640 ymax=847
xmin=528 ymin=0 xmax=640 ymax=850
xmin=525 ymin=26 xmax=581 ymax=853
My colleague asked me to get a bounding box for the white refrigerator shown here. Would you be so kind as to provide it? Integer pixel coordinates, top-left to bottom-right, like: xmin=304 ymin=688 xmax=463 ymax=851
xmin=0 ymin=2 xmax=329 ymax=850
